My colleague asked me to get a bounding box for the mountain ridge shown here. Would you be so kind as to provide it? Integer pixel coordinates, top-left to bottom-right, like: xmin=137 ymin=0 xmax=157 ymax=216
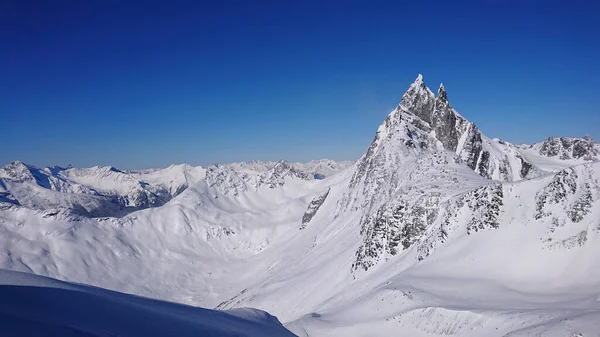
xmin=0 ymin=158 xmax=353 ymax=217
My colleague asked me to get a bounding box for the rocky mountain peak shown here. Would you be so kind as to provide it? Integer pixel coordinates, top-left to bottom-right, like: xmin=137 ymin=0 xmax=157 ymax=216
xmin=205 ymin=165 xmax=248 ymax=196
xmin=257 ymin=160 xmax=306 ymax=189
xmin=342 ymin=74 xmax=552 ymax=228
xmin=413 ymin=73 xmax=424 ymax=85
xmin=399 ymin=75 xmax=436 ymax=125
xmin=0 ymin=161 xmax=36 ymax=182
xmin=437 ymin=83 xmax=447 ymax=102
xmin=272 ymin=160 xmax=290 ymax=170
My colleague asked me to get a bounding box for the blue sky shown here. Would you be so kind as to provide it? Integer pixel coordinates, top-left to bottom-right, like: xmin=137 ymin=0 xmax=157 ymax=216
xmin=1 ymin=0 xmax=599 ymax=169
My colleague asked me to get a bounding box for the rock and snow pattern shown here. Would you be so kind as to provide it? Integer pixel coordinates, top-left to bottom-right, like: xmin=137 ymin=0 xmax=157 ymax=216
xmin=300 ymin=187 xmax=330 ymax=229
xmin=0 ymin=159 xmax=350 ymax=217
xmin=0 ymin=161 xmax=206 ymax=217
xmin=0 ymin=75 xmax=599 ymax=336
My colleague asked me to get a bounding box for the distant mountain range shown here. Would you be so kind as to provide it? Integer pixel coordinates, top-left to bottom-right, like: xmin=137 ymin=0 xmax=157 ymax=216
xmin=0 ymin=159 xmax=353 ymax=217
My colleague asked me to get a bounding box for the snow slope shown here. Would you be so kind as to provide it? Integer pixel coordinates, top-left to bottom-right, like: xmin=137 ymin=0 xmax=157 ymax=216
xmin=0 ymin=75 xmax=599 ymax=336
xmin=0 ymin=269 xmax=294 ymax=337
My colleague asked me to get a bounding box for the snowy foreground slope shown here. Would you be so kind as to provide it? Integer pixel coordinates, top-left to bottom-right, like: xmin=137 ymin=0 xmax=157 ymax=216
xmin=1 ymin=76 xmax=600 ymax=336
xmin=0 ymin=269 xmax=294 ymax=337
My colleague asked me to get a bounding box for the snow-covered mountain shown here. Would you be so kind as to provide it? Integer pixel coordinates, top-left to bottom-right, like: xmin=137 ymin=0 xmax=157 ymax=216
xmin=0 ymin=159 xmax=351 ymax=217
xmin=379 ymin=75 xmax=599 ymax=182
xmin=334 ymin=75 xmax=600 ymax=272
xmin=0 ymin=75 xmax=599 ymax=336
xmin=0 ymin=161 xmax=206 ymax=217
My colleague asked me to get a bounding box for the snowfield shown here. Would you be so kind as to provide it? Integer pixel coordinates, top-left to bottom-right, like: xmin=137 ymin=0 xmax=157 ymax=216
xmin=0 ymin=269 xmax=294 ymax=337
xmin=1 ymin=75 xmax=599 ymax=336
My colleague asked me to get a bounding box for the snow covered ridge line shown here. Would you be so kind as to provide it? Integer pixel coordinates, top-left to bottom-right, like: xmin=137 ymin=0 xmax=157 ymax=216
xmin=0 ymin=269 xmax=295 ymax=337
xmin=0 ymin=158 xmax=353 ymax=217
xmin=225 ymin=159 xmax=355 ymax=180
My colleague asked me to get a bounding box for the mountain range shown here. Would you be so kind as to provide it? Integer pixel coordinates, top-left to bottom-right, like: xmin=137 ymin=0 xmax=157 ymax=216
xmin=1 ymin=75 xmax=599 ymax=337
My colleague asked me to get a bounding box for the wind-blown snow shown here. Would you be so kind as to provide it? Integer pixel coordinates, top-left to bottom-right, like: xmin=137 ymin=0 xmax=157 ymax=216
xmin=0 ymin=269 xmax=294 ymax=337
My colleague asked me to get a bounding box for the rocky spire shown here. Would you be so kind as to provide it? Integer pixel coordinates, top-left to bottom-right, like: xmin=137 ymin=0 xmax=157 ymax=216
xmin=431 ymin=82 xmax=465 ymax=152
xmin=399 ymin=74 xmax=435 ymax=125
xmin=437 ymin=83 xmax=447 ymax=102
xmin=413 ymin=74 xmax=424 ymax=86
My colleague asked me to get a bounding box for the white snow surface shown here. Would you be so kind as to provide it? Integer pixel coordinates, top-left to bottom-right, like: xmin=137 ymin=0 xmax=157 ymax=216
xmin=1 ymin=76 xmax=599 ymax=336
xmin=0 ymin=269 xmax=294 ymax=337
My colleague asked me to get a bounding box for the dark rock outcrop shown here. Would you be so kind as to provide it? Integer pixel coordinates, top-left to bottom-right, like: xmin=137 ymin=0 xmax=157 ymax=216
xmin=300 ymin=188 xmax=330 ymax=229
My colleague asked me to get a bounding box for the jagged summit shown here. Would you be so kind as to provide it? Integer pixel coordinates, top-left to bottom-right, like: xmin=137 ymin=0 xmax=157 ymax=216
xmin=337 ymin=75 xmax=600 ymax=274
xmin=375 ymin=75 xmax=572 ymax=181
xmin=398 ymin=75 xmax=435 ymax=124
xmin=414 ymin=73 xmax=424 ymax=84
xmin=437 ymin=83 xmax=447 ymax=101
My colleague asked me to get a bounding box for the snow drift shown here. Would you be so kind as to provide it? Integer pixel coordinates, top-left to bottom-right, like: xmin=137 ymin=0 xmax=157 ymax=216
xmin=0 ymin=269 xmax=294 ymax=337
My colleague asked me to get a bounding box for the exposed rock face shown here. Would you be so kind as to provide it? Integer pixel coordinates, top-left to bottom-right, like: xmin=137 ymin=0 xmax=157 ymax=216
xmin=351 ymin=176 xmax=506 ymax=271
xmin=255 ymin=161 xmax=306 ymax=189
xmin=462 ymin=184 xmax=504 ymax=235
xmin=517 ymin=154 xmax=533 ymax=178
xmin=113 ymin=188 xmax=168 ymax=209
xmin=461 ymin=125 xmax=484 ymax=172
xmin=535 ymin=164 xmax=599 ymax=223
xmin=398 ymin=74 xmax=436 ymax=125
xmin=391 ymin=78 xmax=489 ymax=176
xmin=0 ymin=161 xmax=40 ymax=184
xmin=430 ymin=84 xmax=470 ymax=152
xmin=476 ymin=150 xmax=491 ymax=179
xmin=352 ymin=192 xmax=443 ymax=270
xmin=205 ymin=165 xmax=249 ymax=196
xmin=537 ymin=136 xmax=600 ymax=161
xmin=300 ymin=188 xmax=330 ymax=229
xmin=345 ymin=146 xmax=485 ymax=271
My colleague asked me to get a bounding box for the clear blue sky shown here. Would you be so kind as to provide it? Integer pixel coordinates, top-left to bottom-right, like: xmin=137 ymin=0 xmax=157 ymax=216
xmin=1 ymin=0 xmax=599 ymax=169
